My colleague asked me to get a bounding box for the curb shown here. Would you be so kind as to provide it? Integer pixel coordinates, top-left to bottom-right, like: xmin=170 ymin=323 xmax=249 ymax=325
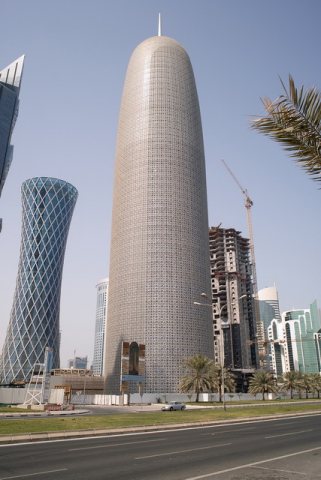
xmin=0 ymin=409 xmax=89 ymax=418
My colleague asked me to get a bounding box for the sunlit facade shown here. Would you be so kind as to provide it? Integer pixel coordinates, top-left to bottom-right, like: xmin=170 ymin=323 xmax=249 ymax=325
xmin=0 ymin=177 xmax=78 ymax=384
xmin=283 ymin=301 xmax=321 ymax=374
xmin=105 ymin=33 xmax=213 ymax=393
xmin=258 ymin=286 xmax=281 ymax=372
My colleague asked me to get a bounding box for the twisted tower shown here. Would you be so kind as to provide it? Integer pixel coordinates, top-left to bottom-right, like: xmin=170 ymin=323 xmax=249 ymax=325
xmin=105 ymin=32 xmax=213 ymax=393
xmin=0 ymin=177 xmax=77 ymax=384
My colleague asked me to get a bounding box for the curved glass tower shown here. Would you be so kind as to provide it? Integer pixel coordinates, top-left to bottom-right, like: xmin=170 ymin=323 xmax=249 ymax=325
xmin=105 ymin=34 xmax=213 ymax=393
xmin=0 ymin=177 xmax=78 ymax=384
xmin=0 ymin=55 xmax=24 ymax=232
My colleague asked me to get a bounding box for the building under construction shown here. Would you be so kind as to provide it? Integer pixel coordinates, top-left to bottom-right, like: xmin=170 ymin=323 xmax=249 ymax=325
xmin=209 ymin=226 xmax=258 ymax=370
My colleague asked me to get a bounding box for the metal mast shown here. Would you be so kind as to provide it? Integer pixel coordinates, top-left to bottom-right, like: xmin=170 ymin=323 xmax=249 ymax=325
xmin=221 ymin=159 xmax=266 ymax=368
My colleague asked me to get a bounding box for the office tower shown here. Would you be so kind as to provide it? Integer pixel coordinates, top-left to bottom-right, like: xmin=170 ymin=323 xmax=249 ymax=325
xmin=283 ymin=301 xmax=321 ymax=374
xmin=209 ymin=226 xmax=258 ymax=370
xmin=0 ymin=56 xmax=24 ymax=232
xmin=258 ymin=286 xmax=281 ymax=371
xmin=105 ymin=31 xmax=213 ymax=394
xmin=92 ymin=278 xmax=109 ymax=375
xmin=258 ymin=286 xmax=281 ymax=329
xmin=267 ymin=317 xmax=289 ymax=376
xmin=0 ymin=177 xmax=78 ymax=384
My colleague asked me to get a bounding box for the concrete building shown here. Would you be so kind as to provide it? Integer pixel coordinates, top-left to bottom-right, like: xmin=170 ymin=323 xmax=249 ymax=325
xmin=105 ymin=29 xmax=213 ymax=394
xmin=68 ymin=356 xmax=88 ymax=370
xmin=92 ymin=278 xmax=108 ymax=376
xmin=209 ymin=226 xmax=257 ymax=370
xmin=50 ymin=369 xmax=104 ymax=398
xmin=0 ymin=178 xmax=78 ymax=384
xmin=0 ymin=56 xmax=24 ymax=233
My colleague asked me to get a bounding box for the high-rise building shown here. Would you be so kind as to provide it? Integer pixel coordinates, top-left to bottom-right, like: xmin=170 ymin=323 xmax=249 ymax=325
xmin=258 ymin=286 xmax=281 ymax=329
xmin=209 ymin=226 xmax=258 ymax=370
xmin=0 ymin=177 xmax=78 ymax=384
xmin=267 ymin=317 xmax=289 ymax=376
xmin=92 ymin=278 xmax=109 ymax=376
xmin=0 ymin=56 xmax=24 ymax=233
xmin=258 ymin=286 xmax=281 ymax=372
xmin=105 ymin=30 xmax=213 ymax=394
xmin=283 ymin=301 xmax=321 ymax=374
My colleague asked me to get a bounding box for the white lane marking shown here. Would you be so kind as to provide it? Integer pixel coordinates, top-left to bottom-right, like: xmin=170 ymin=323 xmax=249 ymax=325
xmin=251 ymin=465 xmax=307 ymax=475
xmin=265 ymin=429 xmax=312 ymax=439
xmin=0 ymin=468 xmax=68 ymax=479
xmin=68 ymin=437 xmax=167 ymax=451
xmin=201 ymin=427 xmax=256 ymax=436
xmin=183 ymin=445 xmax=321 ymax=479
xmin=273 ymin=422 xmax=298 ymax=426
xmin=136 ymin=443 xmax=231 ymax=460
xmin=1 ymin=412 xmax=321 ymax=447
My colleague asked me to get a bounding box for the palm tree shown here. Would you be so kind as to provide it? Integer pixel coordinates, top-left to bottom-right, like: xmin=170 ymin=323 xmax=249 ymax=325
xmin=179 ymin=355 xmax=213 ymax=402
xmin=210 ymin=365 xmax=236 ymax=403
xmin=248 ymin=370 xmax=278 ymax=401
xmin=309 ymin=374 xmax=321 ymax=399
xmin=251 ymin=76 xmax=321 ymax=184
xmin=301 ymin=374 xmax=312 ymax=399
xmin=282 ymin=371 xmax=301 ymax=399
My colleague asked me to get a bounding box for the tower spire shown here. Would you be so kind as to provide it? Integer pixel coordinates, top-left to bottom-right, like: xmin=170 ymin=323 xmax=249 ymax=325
xmin=158 ymin=13 xmax=162 ymax=36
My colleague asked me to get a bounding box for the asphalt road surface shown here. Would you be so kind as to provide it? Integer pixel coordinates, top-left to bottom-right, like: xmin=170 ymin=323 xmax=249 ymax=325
xmin=1 ymin=413 xmax=321 ymax=479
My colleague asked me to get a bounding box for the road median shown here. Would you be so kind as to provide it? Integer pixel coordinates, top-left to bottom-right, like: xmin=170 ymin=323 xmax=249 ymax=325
xmin=1 ymin=403 xmax=321 ymax=444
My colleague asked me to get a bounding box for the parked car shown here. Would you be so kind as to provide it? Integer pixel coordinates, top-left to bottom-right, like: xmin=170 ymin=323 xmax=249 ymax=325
xmin=161 ymin=401 xmax=186 ymax=411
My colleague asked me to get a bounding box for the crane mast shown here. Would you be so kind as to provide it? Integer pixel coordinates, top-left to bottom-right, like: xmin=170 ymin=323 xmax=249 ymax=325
xmin=221 ymin=159 xmax=266 ymax=369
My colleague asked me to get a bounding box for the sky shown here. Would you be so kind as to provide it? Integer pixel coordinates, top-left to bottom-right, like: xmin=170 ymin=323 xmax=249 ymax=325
xmin=0 ymin=0 xmax=320 ymax=367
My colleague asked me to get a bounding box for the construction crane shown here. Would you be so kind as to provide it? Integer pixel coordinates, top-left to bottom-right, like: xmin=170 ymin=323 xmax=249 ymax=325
xmin=221 ymin=159 xmax=266 ymax=368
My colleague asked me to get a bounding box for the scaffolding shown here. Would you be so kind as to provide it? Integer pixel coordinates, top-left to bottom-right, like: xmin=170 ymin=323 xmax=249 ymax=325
xmin=23 ymin=347 xmax=52 ymax=405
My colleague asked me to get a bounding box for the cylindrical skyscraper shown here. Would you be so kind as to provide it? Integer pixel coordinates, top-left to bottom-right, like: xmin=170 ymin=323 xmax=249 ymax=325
xmin=105 ymin=33 xmax=213 ymax=394
xmin=0 ymin=177 xmax=78 ymax=384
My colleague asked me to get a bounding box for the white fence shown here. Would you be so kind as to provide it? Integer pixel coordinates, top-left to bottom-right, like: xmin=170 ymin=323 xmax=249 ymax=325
xmin=71 ymin=392 xmax=283 ymax=405
xmin=0 ymin=388 xmax=287 ymax=406
xmin=0 ymin=388 xmax=26 ymax=405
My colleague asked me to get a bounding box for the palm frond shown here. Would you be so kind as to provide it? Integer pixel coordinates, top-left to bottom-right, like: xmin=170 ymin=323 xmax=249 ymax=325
xmin=251 ymin=75 xmax=321 ymax=183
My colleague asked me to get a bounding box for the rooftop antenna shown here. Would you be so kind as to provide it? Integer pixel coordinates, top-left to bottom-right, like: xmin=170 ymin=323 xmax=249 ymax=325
xmin=158 ymin=13 xmax=162 ymax=36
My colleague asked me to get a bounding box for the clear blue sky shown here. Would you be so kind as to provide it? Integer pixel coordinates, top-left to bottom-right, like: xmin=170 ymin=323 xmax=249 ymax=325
xmin=1 ymin=0 xmax=320 ymax=367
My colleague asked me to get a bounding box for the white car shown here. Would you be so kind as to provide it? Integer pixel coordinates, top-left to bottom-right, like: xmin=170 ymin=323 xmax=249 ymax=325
xmin=161 ymin=401 xmax=186 ymax=411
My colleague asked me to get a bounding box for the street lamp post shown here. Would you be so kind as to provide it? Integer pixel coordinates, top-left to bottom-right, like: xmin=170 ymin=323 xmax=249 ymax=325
xmin=219 ymin=304 xmax=228 ymax=411
xmin=193 ymin=298 xmax=230 ymax=410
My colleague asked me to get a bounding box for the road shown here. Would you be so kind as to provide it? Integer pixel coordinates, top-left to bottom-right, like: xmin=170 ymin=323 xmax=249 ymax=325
xmin=0 ymin=413 xmax=321 ymax=479
xmin=76 ymin=400 xmax=321 ymax=416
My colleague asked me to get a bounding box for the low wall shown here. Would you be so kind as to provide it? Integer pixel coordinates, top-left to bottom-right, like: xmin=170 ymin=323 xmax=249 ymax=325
xmin=0 ymin=388 xmax=289 ymax=406
xmin=71 ymin=392 xmax=287 ymax=405
xmin=0 ymin=388 xmax=26 ymax=405
xmin=48 ymin=389 xmax=64 ymax=405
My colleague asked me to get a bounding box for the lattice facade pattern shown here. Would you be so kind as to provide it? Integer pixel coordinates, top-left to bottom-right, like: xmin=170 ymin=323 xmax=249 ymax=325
xmin=0 ymin=177 xmax=78 ymax=384
xmin=105 ymin=35 xmax=213 ymax=393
